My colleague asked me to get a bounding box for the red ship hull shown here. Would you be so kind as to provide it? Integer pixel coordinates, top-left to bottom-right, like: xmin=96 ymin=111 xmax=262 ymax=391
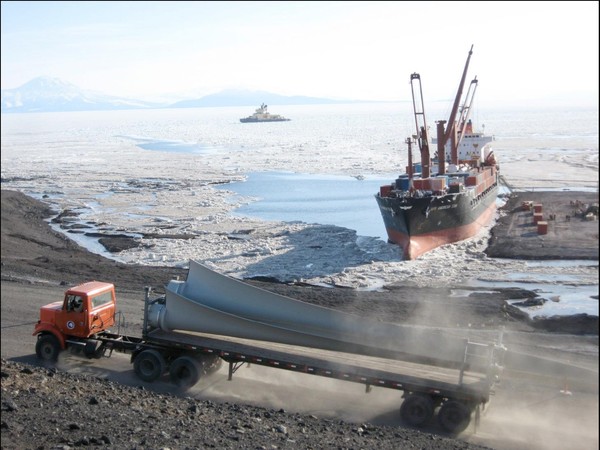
xmin=383 ymin=200 xmax=497 ymax=260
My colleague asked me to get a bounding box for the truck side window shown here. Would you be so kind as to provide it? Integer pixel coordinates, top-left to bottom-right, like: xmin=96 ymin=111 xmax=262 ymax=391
xmin=91 ymin=292 xmax=113 ymax=309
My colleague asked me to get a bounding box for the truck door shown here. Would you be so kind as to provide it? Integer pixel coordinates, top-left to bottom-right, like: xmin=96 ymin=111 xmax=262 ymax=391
xmin=58 ymin=294 xmax=89 ymax=338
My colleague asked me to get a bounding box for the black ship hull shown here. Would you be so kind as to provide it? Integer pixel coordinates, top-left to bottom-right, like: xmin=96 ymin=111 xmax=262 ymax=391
xmin=239 ymin=117 xmax=290 ymax=123
xmin=375 ymin=174 xmax=498 ymax=260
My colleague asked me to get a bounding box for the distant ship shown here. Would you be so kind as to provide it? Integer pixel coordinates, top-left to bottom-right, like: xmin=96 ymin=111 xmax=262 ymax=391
xmin=240 ymin=103 xmax=290 ymax=123
xmin=375 ymin=46 xmax=499 ymax=260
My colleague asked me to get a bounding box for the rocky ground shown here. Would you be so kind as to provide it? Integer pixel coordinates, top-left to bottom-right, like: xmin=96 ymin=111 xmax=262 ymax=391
xmin=1 ymin=358 xmax=495 ymax=450
xmin=1 ymin=189 xmax=598 ymax=450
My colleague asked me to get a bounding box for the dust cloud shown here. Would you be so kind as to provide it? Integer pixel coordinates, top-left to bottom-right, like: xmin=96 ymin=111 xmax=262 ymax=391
xmin=468 ymin=378 xmax=599 ymax=450
xmin=191 ymin=362 xmax=405 ymax=424
xmin=188 ymin=359 xmax=599 ymax=450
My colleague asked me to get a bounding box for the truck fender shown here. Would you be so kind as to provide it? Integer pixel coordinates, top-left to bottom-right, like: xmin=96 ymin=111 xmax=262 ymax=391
xmin=33 ymin=326 xmax=66 ymax=350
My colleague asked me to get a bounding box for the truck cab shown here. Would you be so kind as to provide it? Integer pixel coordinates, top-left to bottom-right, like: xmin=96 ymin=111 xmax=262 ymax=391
xmin=33 ymin=281 xmax=117 ymax=359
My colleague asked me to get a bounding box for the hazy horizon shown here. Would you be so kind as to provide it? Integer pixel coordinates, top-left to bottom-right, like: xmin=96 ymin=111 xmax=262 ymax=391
xmin=1 ymin=1 xmax=598 ymax=108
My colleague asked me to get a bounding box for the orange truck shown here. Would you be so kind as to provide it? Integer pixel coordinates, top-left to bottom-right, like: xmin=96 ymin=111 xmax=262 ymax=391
xmin=33 ymin=277 xmax=506 ymax=435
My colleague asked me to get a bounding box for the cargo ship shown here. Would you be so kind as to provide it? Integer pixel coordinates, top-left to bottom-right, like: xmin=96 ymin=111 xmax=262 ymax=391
xmin=240 ymin=103 xmax=290 ymax=123
xmin=375 ymin=46 xmax=499 ymax=260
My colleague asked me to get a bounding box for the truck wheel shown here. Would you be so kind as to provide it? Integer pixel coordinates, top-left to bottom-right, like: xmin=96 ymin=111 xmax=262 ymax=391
xmin=438 ymin=400 xmax=472 ymax=435
xmin=133 ymin=349 xmax=166 ymax=382
xmin=35 ymin=334 xmax=61 ymax=362
xmin=170 ymin=356 xmax=201 ymax=389
xmin=400 ymin=393 xmax=434 ymax=427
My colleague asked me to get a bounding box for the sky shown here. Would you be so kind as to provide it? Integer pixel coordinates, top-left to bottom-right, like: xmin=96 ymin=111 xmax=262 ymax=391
xmin=1 ymin=1 xmax=599 ymax=107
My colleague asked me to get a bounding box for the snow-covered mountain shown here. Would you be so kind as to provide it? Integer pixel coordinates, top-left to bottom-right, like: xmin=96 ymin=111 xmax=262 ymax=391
xmin=1 ymin=76 xmax=162 ymax=113
xmin=169 ymin=89 xmax=343 ymax=108
xmin=1 ymin=77 xmax=361 ymax=114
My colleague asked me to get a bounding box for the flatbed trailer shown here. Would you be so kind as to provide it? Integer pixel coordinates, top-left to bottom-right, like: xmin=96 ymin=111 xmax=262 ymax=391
xmin=34 ymin=281 xmax=505 ymax=436
xmin=145 ymin=328 xmax=498 ymax=404
xmin=70 ymin=319 xmax=503 ymax=435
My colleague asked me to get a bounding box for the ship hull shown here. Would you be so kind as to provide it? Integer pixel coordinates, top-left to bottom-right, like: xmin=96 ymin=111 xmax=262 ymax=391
xmin=376 ymin=172 xmax=498 ymax=260
xmin=239 ymin=118 xmax=290 ymax=123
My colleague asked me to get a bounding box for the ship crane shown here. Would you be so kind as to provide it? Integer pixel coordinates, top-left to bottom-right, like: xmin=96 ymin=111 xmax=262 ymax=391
xmin=437 ymin=44 xmax=475 ymax=175
xmin=409 ymin=45 xmax=475 ymax=177
xmin=451 ymin=77 xmax=479 ymax=165
xmin=410 ymin=73 xmax=432 ymax=179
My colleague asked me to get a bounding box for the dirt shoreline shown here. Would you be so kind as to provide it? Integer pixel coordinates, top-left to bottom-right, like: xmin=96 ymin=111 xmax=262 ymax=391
xmin=486 ymin=191 xmax=599 ymax=260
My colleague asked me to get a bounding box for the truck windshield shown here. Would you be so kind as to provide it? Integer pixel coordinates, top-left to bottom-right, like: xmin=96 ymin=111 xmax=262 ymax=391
xmin=66 ymin=295 xmax=84 ymax=312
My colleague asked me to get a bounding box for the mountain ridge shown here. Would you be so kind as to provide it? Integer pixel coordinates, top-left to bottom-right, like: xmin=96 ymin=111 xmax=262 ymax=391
xmin=1 ymin=76 xmax=366 ymax=114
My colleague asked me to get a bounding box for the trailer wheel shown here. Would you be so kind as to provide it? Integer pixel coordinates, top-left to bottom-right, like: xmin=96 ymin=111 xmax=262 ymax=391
xmin=35 ymin=334 xmax=61 ymax=362
xmin=133 ymin=349 xmax=166 ymax=382
xmin=170 ymin=356 xmax=201 ymax=389
xmin=197 ymin=354 xmax=223 ymax=375
xmin=400 ymin=393 xmax=435 ymax=427
xmin=438 ymin=400 xmax=472 ymax=435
